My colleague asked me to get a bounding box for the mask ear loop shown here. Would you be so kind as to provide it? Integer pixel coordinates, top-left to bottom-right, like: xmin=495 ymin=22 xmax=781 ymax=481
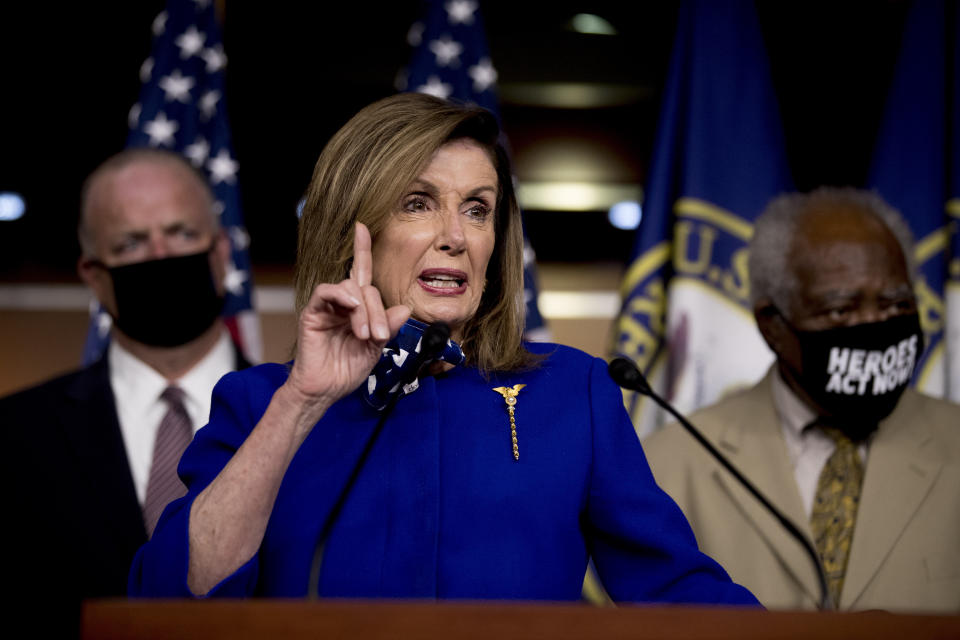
xmin=778 ymin=310 xmax=923 ymax=438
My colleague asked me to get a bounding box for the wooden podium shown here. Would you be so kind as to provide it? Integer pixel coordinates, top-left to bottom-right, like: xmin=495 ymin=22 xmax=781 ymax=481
xmin=82 ymin=600 xmax=960 ymax=639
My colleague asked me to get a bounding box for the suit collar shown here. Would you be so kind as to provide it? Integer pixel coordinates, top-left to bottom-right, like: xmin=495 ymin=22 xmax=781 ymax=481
xmin=713 ymin=369 xmax=823 ymax=606
xmin=61 ymin=359 xmax=129 ymax=474
xmin=64 ymin=356 xmax=111 ymax=404
xmin=62 ymin=359 xmax=146 ymax=536
xmin=719 ymin=373 xmax=946 ymax=609
xmin=841 ymin=388 xmax=943 ymax=607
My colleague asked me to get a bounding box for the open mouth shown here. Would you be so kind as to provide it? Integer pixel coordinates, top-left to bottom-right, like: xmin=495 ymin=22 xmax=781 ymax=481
xmin=419 ymin=274 xmax=465 ymax=288
xmin=418 ymin=269 xmax=468 ymax=292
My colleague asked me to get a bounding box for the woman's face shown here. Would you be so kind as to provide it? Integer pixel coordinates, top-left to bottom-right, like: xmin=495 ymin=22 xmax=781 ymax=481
xmin=372 ymin=139 xmax=498 ymax=340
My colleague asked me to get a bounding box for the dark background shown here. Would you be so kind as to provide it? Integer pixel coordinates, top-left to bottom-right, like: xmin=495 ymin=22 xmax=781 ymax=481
xmin=0 ymin=1 xmax=910 ymax=280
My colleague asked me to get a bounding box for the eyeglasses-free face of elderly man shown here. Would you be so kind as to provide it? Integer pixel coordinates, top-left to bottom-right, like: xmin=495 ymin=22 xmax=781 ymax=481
xmin=643 ymin=188 xmax=960 ymax=614
xmin=752 ymin=192 xmax=921 ymax=439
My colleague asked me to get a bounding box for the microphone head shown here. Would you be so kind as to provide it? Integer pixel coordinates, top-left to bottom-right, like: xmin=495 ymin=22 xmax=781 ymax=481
xmin=608 ymin=357 xmax=652 ymax=395
xmin=421 ymin=322 xmax=451 ymax=360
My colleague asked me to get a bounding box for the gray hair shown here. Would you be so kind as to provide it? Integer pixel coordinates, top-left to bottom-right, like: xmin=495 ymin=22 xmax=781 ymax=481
xmin=78 ymin=148 xmax=216 ymax=256
xmin=748 ymin=186 xmax=916 ymax=313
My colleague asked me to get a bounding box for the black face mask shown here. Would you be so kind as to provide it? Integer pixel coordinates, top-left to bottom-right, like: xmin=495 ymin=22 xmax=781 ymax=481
xmin=781 ymin=312 xmax=924 ymax=440
xmin=100 ymin=249 xmax=225 ymax=348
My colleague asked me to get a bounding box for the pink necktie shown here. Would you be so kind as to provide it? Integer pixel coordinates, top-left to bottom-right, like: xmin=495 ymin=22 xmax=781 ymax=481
xmin=142 ymin=386 xmax=192 ymax=538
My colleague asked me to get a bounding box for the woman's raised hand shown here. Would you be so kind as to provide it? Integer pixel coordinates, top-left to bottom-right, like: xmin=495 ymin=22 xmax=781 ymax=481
xmin=285 ymin=222 xmax=410 ymax=408
xmin=187 ymin=222 xmax=408 ymax=596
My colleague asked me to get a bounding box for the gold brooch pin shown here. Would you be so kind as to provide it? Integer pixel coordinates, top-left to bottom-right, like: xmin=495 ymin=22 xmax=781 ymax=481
xmin=492 ymin=384 xmax=526 ymax=461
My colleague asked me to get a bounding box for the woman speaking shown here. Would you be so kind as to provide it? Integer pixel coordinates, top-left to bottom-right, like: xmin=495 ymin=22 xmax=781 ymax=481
xmin=129 ymin=93 xmax=756 ymax=605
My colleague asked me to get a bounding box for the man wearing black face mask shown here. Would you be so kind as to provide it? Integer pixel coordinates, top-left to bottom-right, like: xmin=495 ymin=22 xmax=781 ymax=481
xmin=0 ymin=148 xmax=250 ymax=630
xmin=642 ymin=187 xmax=960 ymax=613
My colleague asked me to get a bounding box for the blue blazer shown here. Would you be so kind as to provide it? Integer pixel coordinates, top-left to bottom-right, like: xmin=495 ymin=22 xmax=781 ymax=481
xmin=129 ymin=343 xmax=757 ymax=605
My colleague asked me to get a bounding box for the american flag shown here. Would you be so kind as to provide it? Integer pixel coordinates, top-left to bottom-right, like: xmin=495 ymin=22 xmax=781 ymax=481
xmin=82 ymin=0 xmax=261 ymax=364
xmin=398 ymin=0 xmax=548 ymax=338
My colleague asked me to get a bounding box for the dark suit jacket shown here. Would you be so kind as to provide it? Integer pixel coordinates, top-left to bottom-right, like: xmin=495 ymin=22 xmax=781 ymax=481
xmin=1 ymin=346 xmax=249 ymax=632
xmin=4 ymin=358 xmax=144 ymax=599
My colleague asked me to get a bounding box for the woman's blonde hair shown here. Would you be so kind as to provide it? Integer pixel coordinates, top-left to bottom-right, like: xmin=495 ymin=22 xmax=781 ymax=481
xmin=295 ymin=92 xmax=535 ymax=373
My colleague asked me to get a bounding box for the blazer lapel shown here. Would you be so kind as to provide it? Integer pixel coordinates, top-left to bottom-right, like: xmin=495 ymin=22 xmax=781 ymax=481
xmin=841 ymin=390 xmax=942 ymax=608
xmin=61 ymin=359 xmax=147 ymax=543
xmin=711 ymin=373 xmax=823 ymax=606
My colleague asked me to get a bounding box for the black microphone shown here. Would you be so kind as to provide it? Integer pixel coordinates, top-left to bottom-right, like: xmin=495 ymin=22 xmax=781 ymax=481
xmin=403 ymin=321 xmax=451 ymax=385
xmin=306 ymin=322 xmax=451 ymax=599
xmin=608 ymin=356 xmax=831 ymax=611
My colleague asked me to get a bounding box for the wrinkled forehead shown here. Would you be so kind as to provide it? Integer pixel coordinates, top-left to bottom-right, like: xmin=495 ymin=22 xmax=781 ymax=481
xmin=788 ymin=206 xmax=911 ymax=298
xmin=85 ymin=159 xmax=216 ymax=234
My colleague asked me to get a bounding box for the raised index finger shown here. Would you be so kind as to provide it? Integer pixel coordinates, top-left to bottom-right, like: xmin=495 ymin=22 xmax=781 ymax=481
xmin=351 ymin=222 xmax=373 ymax=287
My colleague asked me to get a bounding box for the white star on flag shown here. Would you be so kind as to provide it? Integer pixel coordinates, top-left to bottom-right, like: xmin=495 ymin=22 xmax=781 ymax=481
xmin=128 ymin=103 xmax=142 ymax=129
xmin=223 ymin=261 xmax=249 ymax=296
xmin=201 ymin=44 xmax=227 ymax=72
xmin=140 ymin=57 xmax=154 ymax=83
xmin=184 ymin=137 xmax=210 ymax=167
xmin=143 ymin=112 xmax=178 ymax=146
xmin=228 ymin=226 xmax=251 ymax=251
xmin=207 ymin=149 xmax=239 ymax=184
xmin=417 ymin=75 xmax=453 ymax=99
xmin=523 ymin=243 xmax=536 ymax=266
xmin=152 ymin=11 xmax=168 ymax=36
xmin=199 ymin=89 xmax=220 ymax=120
xmin=446 ymin=0 xmax=477 ymax=25
xmin=89 ymin=0 xmax=262 ymax=368
xmin=407 ymin=21 xmax=425 ymax=46
xmin=175 ymin=25 xmax=206 ymax=59
xmin=159 ymin=70 xmax=195 ymax=103
xmin=95 ymin=307 xmax=112 ymax=337
xmin=429 ymin=37 xmax=463 ymax=67
xmin=468 ymin=58 xmax=497 ymax=92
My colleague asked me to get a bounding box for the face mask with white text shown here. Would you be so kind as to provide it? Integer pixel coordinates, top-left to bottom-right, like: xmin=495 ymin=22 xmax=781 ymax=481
xmin=781 ymin=312 xmax=923 ymax=440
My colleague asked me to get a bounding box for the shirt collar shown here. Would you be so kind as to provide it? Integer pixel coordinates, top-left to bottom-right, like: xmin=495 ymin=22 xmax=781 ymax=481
xmin=109 ymin=339 xmax=169 ymax=419
xmin=108 ymin=329 xmax=236 ymax=428
xmin=770 ymin=365 xmax=817 ymax=437
xmin=177 ymin=330 xmax=235 ymax=411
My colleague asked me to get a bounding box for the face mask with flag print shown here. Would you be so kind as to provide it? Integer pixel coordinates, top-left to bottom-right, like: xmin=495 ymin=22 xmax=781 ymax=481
xmin=362 ymin=318 xmax=466 ymax=411
xmin=783 ymin=312 xmax=923 ymax=439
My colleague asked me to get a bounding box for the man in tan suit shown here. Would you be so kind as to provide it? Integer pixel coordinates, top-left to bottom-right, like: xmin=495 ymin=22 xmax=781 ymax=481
xmin=643 ymin=187 xmax=960 ymax=613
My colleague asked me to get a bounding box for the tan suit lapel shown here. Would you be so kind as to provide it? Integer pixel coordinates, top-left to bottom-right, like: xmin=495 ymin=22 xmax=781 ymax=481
xmin=711 ymin=373 xmax=823 ymax=606
xmin=842 ymin=390 xmax=943 ymax=608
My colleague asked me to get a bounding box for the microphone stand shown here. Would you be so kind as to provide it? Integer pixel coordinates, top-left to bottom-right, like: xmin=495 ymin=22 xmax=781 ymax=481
xmin=306 ymin=322 xmax=451 ymax=599
xmin=608 ymin=357 xmax=831 ymax=611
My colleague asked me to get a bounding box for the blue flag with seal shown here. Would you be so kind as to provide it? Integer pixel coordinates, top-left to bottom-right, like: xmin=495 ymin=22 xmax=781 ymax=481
xmin=82 ymin=0 xmax=260 ymax=365
xmin=397 ymin=0 xmax=548 ymax=339
xmin=613 ymin=0 xmax=793 ymax=437
xmin=867 ymin=0 xmax=960 ymax=400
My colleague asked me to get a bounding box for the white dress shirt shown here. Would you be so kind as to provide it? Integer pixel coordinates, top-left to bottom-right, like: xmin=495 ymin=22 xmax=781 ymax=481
xmin=109 ymin=330 xmax=237 ymax=505
xmin=770 ymin=370 xmax=869 ymax=518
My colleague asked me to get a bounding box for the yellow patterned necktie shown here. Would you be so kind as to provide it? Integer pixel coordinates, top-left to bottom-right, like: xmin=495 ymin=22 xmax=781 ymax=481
xmin=810 ymin=425 xmax=864 ymax=608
